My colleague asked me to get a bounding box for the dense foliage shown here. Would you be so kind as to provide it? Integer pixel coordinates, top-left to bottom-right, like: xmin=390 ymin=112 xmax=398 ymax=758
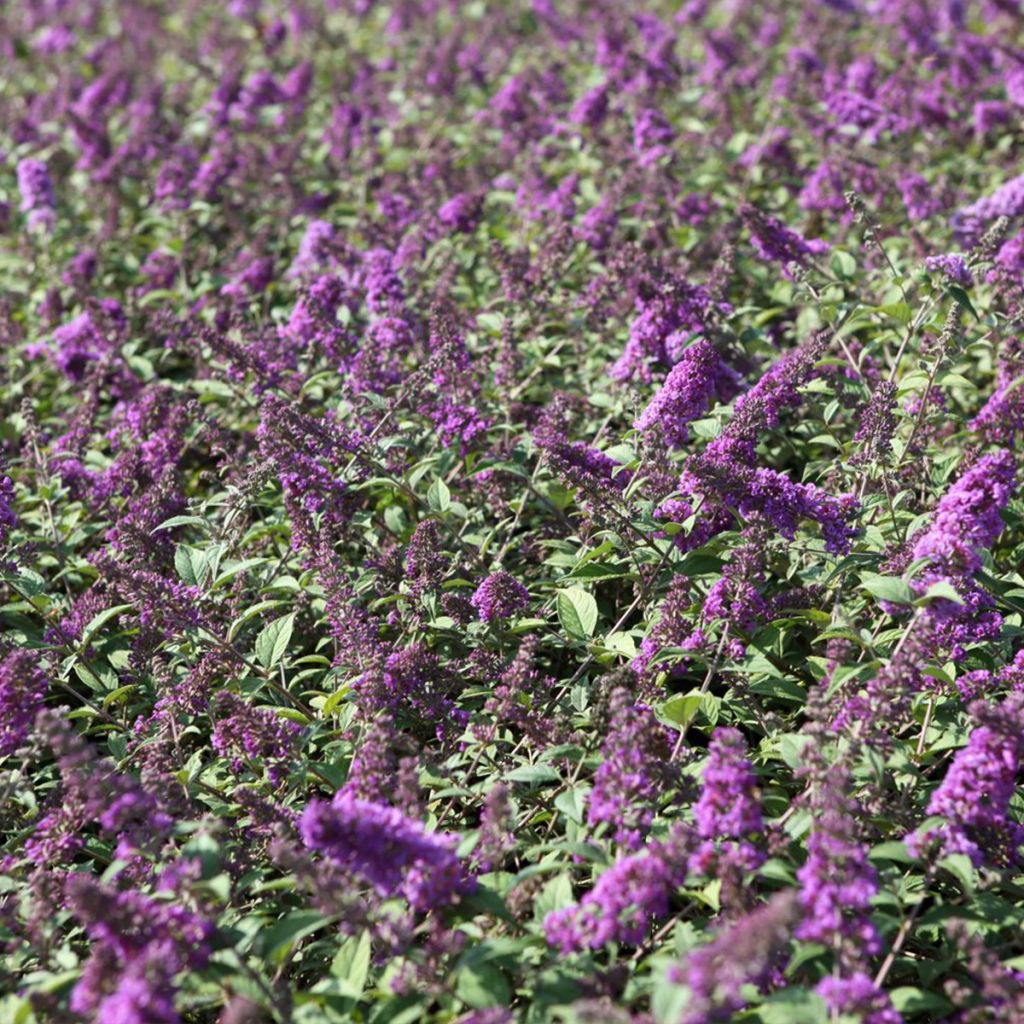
xmin=3 ymin=1 xmax=1024 ymax=1021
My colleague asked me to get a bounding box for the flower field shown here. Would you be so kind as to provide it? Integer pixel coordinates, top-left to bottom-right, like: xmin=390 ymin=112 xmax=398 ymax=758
xmin=4 ymin=1 xmax=1024 ymax=1021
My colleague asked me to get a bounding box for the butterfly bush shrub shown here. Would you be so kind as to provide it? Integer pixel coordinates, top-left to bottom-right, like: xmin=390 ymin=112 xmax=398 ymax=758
xmin=3 ymin=1 xmax=1024 ymax=1022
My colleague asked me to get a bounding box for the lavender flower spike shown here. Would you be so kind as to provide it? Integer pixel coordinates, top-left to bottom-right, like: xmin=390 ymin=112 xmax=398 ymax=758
xmin=17 ymin=158 xmax=56 ymax=230
xmin=299 ymin=790 xmax=472 ymax=911
xmin=471 ymin=571 xmax=529 ymax=623
xmin=635 ymin=338 xmax=729 ymax=447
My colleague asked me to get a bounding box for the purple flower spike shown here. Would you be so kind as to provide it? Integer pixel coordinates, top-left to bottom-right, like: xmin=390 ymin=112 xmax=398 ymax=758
xmin=471 ymin=571 xmax=529 ymax=623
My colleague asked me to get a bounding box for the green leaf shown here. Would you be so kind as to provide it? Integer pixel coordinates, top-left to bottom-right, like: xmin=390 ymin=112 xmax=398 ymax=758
xmin=557 ymin=587 xmax=598 ymax=639
xmin=939 ymin=372 xmax=976 ymax=390
xmin=830 ymin=250 xmax=857 ymax=279
xmin=73 ymin=660 xmax=113 ymax=692
xmin=10 ymin=568 xmax=47 ymax=598
xmin=534 ymin=873 xmax=574 ymax=919
xmin=331 ymin=930 xmax=372 ymax=998
xmin=754 ymin=987 xmax=828 ymax=1023
xmin=689 ymin=417 xmax=722 ymax=439
xmin=860 ymin=574 xmax=915 ymax=605
xmin=21 ymin=969 xmax=80 ymax=998
xmin=653 ymin=979 xmax=693 ymax=1024
xmin=567 ymin=561 xmax=630 ymax=581
xmin=948 ymin=285 xmax=979 ymax=320
xmin=602 ymin=443 xmax=636 ymax=464
xmin=505 ymin=764 xmax=560 ymax=785
xmin=554 ymin=787 xmax=587 ymax=823
xmin=152 ymin=514 xmax=207 ymax=532
xmin=916 ymin=580 xmax=964 ymax=606
xmin=939 ymin=853 xmax=975 ymax=893
xmin=808 ymin=433 xmax=841 ymax=449
xmin=174 ymin=545 xmax=195 ymax=585
xmin=658 ymin=693 xmax=702 ymax=728
xmin=461 ymin=886 xmax=517 ymax=925
xmin=748 ymin=677 xmax=807 ymax=703
xmin=79 ymin=604 xmax=133 ymax=648
xmin=869 ymin=841 xmax=914 ymax=864
xmin=254 ymin=910 xmax=332 ymax=961
xmin=255 ymin=613 xmax=296 ymax=670
xmin=477 ymin=312 xmax=504 ymax=332
xmin=603 ymin=630 xmax=637 ymax=657
xmin=427 ymin=478 xmax=451 ymax=513
xmin=321 ymin=684 xmax=351 ymax=718
xmin=777 ymin=733 xmax=812 ymax=770
xmin=228 ymin=599 xmax=289 ymax=641
xmin=212 ymin=557 xmax=270 ymax=589
xmin=878 ymin=301 xmax=912 ymax=325
xmin=890 ymin=988 xmax=953 ymax=1015
xmin=456 ymin=963 xmax=510 ymax=1010
xmin=896 ymin=370 xmax=931 ymax=396
xmin=174 ymin=544 xmax=209 ymax=587
xmin=102 ymin=684 xmax=136 ymax=709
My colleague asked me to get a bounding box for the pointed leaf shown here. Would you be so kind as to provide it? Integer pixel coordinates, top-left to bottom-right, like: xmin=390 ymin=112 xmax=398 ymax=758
xmin=255 ymin=613 xmax=296 ymax=670
xmin=557 ymin=587 xmax=598 ymax=639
